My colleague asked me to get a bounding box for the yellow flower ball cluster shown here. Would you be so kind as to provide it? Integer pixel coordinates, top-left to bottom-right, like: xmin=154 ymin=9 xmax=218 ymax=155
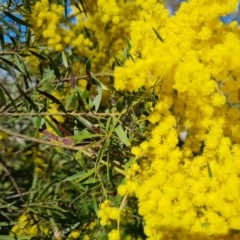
xmin=97 ymin=0 xmax=120 ymax=24
xmin=31 ymin=0 xmax=65 ymax=51
xmin=111 ymin=0 xmax=240 ymax=239
xmin=98 ymin=200 xmax=120 ymax=226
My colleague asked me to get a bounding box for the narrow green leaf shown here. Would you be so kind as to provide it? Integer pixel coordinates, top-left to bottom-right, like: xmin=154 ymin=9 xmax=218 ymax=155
xmin=3 ymin=11 xmax=33 ymax=27
xmin=90 ymin=72 xmax=108 ymax=90
xmin=207 ymin=162 xmax=213 ymax=178
xmin=33 ymin=116 xmax=44 ymax=136
xmin=125 ymin=36 xmax=132 ymax=51
xmin=36 ymin=178 xmax=58 ymax=202
xmin=44 ymin=117 xmax=62 ymax=137
xmin=0 ymin=31 xmax=5 ymax=51
xmin=152 ymin=27 xmax=164 ymax=42
xmin=0 ymin=56 xmax=23 ymax=72
xmin=25 ymin=29 xmax=31 ymax=47
xmin=79 ymin=0 xmax=87 ymax=16
xmin=74 ymin=133 xmax=102 ymax=145
xmin=0 ymin=16 xmax=21 ymax=36
xmin=116 ymin=96 xmax=124 ymax=112
xmin=93 ymin=84 xmax=102 ymax=111
xmin=28 ymin=49 xmax=47 ymax=60
xmin=105 ymin=47 xmax=124 ymax=66
xmin=65 ymin=170 xmax=88 ymax=181
xmin=65 ymin=89 xmax=74 ymax=110
xmin=85 ymin=54 xmax=94 ymax=74
xmin=0 ymin=82 xmax=17 ymax=110
xmin=62 ymin=51 xmax=68 ymax=68
xmin=106 ymin=117 xmax=111 ymax=131
xmin=22 ymin=61 xmax=32 ymax=83
xmin=115 ymin=124 xmax=130 ymax=146
xmin=74 ymin=166 xmax=103 ymax=183
xmin=14 ymin=54 xmax=24 ymax=72
xmin=46 ymin=54 xmax=61 ymax=79
xmin=16 ymin=84 xmax=38 ymax=111
xmin=0 ymin=221 xmax=17 ymax=226
xmin=75 ymin=86 xmax=89 ymax=110
xmin=25 ymin=0 xmax=32 ymax=13
xmin=75 ymin=115 xmax=92 ymax=129
xmin=0 ymin=236 xmax=29 ymax=240
xmin=124 ymin=156 xmax=135 ymax=170
xmin=37 ymin=90 xmax=66 ymax=113
xmin=82 ymin=177 xmax=98 ymax=184
xmin=75 ymin=150 xmax=82 ymax=160
xmin=96 ymin=139 xmax=110 ymax=166
xmin=0 ymin=86 xmax=6 ymax=105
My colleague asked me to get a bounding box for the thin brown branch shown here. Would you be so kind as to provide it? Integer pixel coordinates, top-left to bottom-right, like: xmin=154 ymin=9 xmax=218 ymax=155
xmin=2 ymin=111 xmax=120 ymax=117
xmin=0 ymin=157 xmax=25 ymax=203
xmin=0 ymin=71 xmax=112 ymax=113
xmin=0 ymin=125 xmax=94 ymax=155
xmin=0 ymin=51 xmax=19 ymax=56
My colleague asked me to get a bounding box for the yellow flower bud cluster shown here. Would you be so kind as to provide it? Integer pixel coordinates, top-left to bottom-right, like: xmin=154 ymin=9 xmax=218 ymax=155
xmin=31 ymin=0 xmax=65 ymax=51
xmin=97 ymin=0 xmax=120 ymax=24
xmin=98 ymin=200 xmax=120 ymax=226
xmin=112 ymin=0 xmax=240 ymax=239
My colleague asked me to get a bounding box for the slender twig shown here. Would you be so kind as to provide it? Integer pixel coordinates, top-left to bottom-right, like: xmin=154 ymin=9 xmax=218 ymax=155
xmin=0 ymin=51 xmax=20 ymax=56
xmin=1 ymin=111 xmax=120 ymax=117
xmin=0 ymin=211 xmax=13 ymax=222
xmin=0 ymin=125 xmax=93 ymax=154
xmin=0 ymin=157 xmax=25 ymax=203
xmin=5 ymin=191 xmax=32 ymax=200
xmin=0 ymin=71 xmax=112 ymax=113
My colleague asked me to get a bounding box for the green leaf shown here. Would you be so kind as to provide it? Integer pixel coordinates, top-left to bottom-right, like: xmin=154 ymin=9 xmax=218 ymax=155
xmin=62 ymin=51 xmax=68 ymax=68
xmin=105 ymin=47 xmax=124 ymax=66
xmin=0 ymin=56 xmax=23 ymax=72
xmin=85 ymin=54 xmax=94 ymax=74
xmin=64 ymin=166 xmax=103 ymax=183
xmin=29 ymin=173 xmax=38 ymax=203
xmin=75 ymin=150 xmax=82 ymax=160
xmin=0 ymin=16 xmax=21 ymax=36
xmin=82 ymin=177 xmax=98 ymax=184
xmin=14 ymin=54 xmax=24 ymax=72
xmin=125 ymin=36 xmax=132 ymax=51
xmin=65 ymin=89 xmax=75 ymax=110
xmin=25 ymin=29 xmax=31 ymax=47
xmin=207 ymin=162 xmax=213 ymax=178
xmin=93 ymin=84 xmax=102 ymax=111
xmin=28 ymin=49 xmax=47 ymax=60
xmin=32 ymin=116 xmax=44 ymax=136
xmin=0 ymin=30 xmax=5 ymax=51
xmin=16 ymin=84 xmax=38 ymax=111
xmin=152 ymin=27 xmax=164 ymax=42
xmin=0 ymin=85 xmax=6 ymax=105
xmin=64 ymin=170 xmax=87 ymax=181
xmin=44 ymin=117 xmax=62 ymax=137
xmin=75 ymin=115 xmax=93 ymax=130
xmin=106 ymin=117 xmax=111 ymax=131
xmin=96 ymin=139 xmax=110 ymax=166
xmin=36 ymin=178 xmax=58 ymax=202
xmin=46 ymin=54 xmax=61 ymax=79
xmin=90 ymin=72 xmax=108 ymax=90
xmin=114 ymin=124 xmax=130 ymax=146
xmin=124 ymin=156 xmax=135 ymax=170
xmin=25 ymin=0 xmax=32 ymax=13
xmin=74 ymin=133 xmax=102 ymax=145
xmin=0 ymin=221 xmax=17 ymax=226
xmin=37 ymin=90 xmax=66 ymax=113
xmin=116 ymin=96 xmax=124 ymax=112
xmin=3 ymin=11 xmax=33 ymax=27
xmin=75 ymin=86 xmax=89 ymax=110
xmin=0 ymin=236 xmax=29 ymax=240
